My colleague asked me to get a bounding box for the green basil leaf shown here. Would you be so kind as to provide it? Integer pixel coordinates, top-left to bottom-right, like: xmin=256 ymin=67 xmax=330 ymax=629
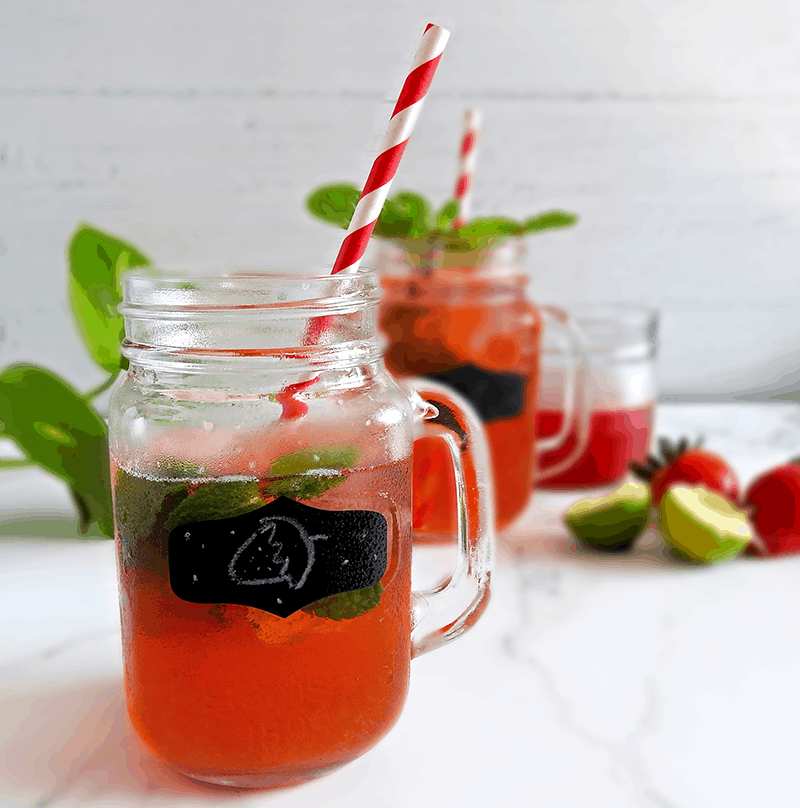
xmin=302 ymin=582 xmax=384 ymax=620
xmin=164 ymin=480 xmax=263 ymax=533
xmin=456 ymin=216 xmax=525 ymax=238
xmin=305 ymin=183 xmax=361 ymax=230
xmin=434 ymin=199 xmax=461 ymax=231
xmin=263 ymin=444 xmax=361 ymax=501
xmin=0 ymin=364 xmax=113 ymax=536
xmin=375 ymin=191 xmax=432 ymax=239
xmin=521 ymin=210 xmax=579 ymax=234
xmin=68 ymin=223 xmax=150 ymax=374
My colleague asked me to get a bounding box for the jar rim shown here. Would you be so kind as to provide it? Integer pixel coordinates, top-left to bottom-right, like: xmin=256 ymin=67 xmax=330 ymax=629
xmin=124 ymin=264 xmax=378 ymax=282
xmin=118 ymin=266 xmax=384 ymax=370
xmin=567 ymin=302 xmax=661 ymax=320
xmin=121 ymin=265 xmax=380 ymax=311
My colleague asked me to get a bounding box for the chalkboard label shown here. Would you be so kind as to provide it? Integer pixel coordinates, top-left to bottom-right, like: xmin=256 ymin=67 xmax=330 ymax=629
xmin=168 ymin=497 xmax=388 ymax=618
xmin=425 ymin=363 xmax=527 ymax=422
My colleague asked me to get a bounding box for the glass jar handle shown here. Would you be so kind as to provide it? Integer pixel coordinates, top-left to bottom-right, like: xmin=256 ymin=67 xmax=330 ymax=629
xmin=400 ymin=379 xmax=494 ymax=658
xmin=535 ymin=306 xmax=592 ymax=482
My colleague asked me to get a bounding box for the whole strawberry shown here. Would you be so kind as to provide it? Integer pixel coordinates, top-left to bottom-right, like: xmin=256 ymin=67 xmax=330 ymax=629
xmin=743 ymin=460 xmax=800 ymax=557
xmin=630 ymin=437 xmax=739 ymax=507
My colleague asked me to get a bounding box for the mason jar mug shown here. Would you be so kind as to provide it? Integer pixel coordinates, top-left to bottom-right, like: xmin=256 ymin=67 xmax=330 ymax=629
xmin=536 ymin=303 xmax=659 ymax=489
xmin=108 ymin=267 xmax=493 ymax=788
xmin=376 ymin=239 xmax=587 ymax=536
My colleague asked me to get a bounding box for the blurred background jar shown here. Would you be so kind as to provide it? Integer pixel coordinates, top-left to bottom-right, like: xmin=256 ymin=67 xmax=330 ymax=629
xmin=535 ymin=304 xmax=659 ymax=490
xmin=376 ymin=239 xmax=588 ymax=537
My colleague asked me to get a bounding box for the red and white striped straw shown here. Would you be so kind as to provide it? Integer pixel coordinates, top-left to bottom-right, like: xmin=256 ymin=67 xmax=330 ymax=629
xmin=330 ymin=23 xmax=450 ymax=275
xmin=453 ymin=109 xmax=481 ymax=228
xmin=281 ymin=24 xmax=449 ymax=415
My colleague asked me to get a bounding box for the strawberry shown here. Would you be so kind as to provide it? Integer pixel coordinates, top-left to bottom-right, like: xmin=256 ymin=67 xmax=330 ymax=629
xmin=630 ymin=437 xmax=739 ymax=507
xmin=743 ymin=460 xmax=800 ymax=557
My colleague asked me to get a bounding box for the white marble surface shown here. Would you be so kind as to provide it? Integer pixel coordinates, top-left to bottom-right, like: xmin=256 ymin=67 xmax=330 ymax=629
xmin=3 ymin=403 xmax=800 ymax=807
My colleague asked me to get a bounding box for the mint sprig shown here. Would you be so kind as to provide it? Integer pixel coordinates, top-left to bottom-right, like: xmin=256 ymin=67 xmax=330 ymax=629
xmin=264 ymin=444 xmax=384 ymax=620
xmin=164 ymin=480 xmax=264 ymax=532
xmin=305 ymin=183 xmax=578 ymax=252
xmin=305 ymin=184 xmax=359 ymax=229
xmin=434 ymin=199 xmax=460 ymax=231
xmin=114 ymin=469 xmax=191 ymax=569
xmin=378 ymin=191 xmax=432 ymax=239
xmin=115 ymin=449 xmax=382 ymax=620
xmin=114 ymin=469 xmax=190 ymax=542
xmin=263 ymin=444 xmax=361 ymax=500
xmin=302 ymin=582 xmax=384 ymax=620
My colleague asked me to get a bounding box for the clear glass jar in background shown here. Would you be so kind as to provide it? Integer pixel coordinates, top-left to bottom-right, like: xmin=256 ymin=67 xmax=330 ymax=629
xmin=109 ymin=267 xmax=493 ymax=788
xmin=535 ymin=303 xmax=659 ymax=489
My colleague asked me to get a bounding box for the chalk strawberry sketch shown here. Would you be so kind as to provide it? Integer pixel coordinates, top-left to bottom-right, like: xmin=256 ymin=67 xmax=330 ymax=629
xmin=227 ymin=516 xmax=327 ymax=590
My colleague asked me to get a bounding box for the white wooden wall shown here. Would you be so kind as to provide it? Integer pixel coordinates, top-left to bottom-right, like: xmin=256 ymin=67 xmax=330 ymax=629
xmin=3 ymin=0 xmax=800 ymax=400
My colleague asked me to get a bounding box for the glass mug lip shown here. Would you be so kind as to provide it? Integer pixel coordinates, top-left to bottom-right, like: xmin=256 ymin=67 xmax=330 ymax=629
xmin=118 ymin=265 xmax=384 ymax=372
xmin=565 ymin=301 xmax=660 ymax=321
xmin=121 ymin=264 xmax=381 ymax=312
xmin=547 ymin=301 xmax=660 ymax=361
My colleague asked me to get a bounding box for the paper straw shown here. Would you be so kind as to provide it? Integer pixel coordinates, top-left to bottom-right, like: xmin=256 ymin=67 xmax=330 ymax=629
xmin=330 ymin=23 xmax=451 ymax=275
xmin=278 ymin=24 xmax=450 ymax=418
xmin=453 ymin=109 xmax=481 ymax=228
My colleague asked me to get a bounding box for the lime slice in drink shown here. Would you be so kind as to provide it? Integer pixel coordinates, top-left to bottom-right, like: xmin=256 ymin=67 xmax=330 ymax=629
xmin=564 ymin=481 xmax=651 ymax=552
xmin=658 ymin=485 xmax=752 ymax=563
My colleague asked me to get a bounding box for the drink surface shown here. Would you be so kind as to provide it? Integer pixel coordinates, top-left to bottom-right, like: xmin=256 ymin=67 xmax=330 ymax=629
xmin=114 ymin=456 xmax=412 ymax=786
xmin=535 ymin=404 xmax=654 ymax=488
xmin=380 ymin=280 xmax=541 ymax=534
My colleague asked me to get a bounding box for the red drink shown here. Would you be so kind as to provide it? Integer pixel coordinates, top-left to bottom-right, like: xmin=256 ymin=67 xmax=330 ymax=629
xmin=380 ymin=270 xmax=541 ymax=533
xmin=535 ymin=404 xmax=654 ymax=489
xmin=110 ymin=267 xmax=494 ymax=789
xmin=115 ymin=457 xmax=412 ymax=787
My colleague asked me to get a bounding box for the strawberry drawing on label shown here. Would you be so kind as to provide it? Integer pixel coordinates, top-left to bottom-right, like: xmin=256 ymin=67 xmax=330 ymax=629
xmin=168 ymin=496 xmax=388 ymax=618
xmin=228 ymin=516 xmax=327 ymax=590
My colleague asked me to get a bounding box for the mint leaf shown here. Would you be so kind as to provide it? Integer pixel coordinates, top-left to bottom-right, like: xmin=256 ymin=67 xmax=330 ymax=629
xmin=0 ymin=364 xmax=113 ymax=536
xmin=302 ymin=582 xmax=384 ymax=620
xmin=375 ymin=191 xmax=432 ymax=239
xmin=263 ymin=444 xmax=361 ymax=501
xmin=164 ymin=479 xmax=263 ymax=532
xmin=305 ymin=183 xmax=360 ymax=230
xmin=434 ymin=199 xmax=460 ymax=230
xmin=304 ymin=183 xmax=579 ymax=250
xmin=457 ymin=216 xmax=525 ymax=238
xmin=521 ymin=210 xmax=579 ymax=234
xmin=114 ymin=468 xmax=191 ymax=543
xmin=68 ymin=223 xmax=150 ymax=374
xmin=441 ymin=234 xmax=484 ymax=253
xmin=114 ymin=469 xmax=191 ymax=570
xmin=156 ymin=458 xmax=204 ymax=478
xmin=268 ymin=445 xmax=361 ymax=477
xmin=263 ymin=473 xmax=348 ymax=500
